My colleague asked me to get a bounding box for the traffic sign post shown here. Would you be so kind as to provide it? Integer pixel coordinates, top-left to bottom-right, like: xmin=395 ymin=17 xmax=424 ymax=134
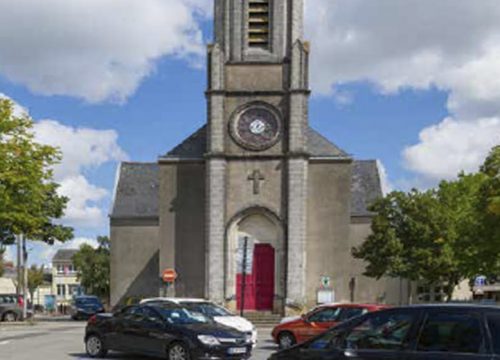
xmin=161 ymin=269 xmax=177 ymax=297
xmin=162 ymin=269 xmax=178 ymax=283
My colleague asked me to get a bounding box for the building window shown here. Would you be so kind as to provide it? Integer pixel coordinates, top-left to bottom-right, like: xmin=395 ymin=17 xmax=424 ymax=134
xmin=57 ymin=265 xmax=64 ymax=274
xmin=248 ymin=0 xmax=270 ymax=49
xmin=57 ymin=284 xmax=66 ymax=297
xmin=68 ymin=285 xmax=80 ymax=296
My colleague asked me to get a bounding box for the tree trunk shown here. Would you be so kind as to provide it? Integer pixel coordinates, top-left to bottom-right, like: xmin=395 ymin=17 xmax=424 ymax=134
xmin=22 ymin=235 xmax=28 ymax=321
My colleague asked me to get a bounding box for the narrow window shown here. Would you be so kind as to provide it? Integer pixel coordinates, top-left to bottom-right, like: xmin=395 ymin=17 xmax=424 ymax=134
xmin=248 ymin=0 xmax=270 ymax=49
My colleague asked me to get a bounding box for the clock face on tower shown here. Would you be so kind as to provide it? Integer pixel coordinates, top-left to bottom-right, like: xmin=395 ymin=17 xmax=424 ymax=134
xmin=230 ymin=105 xmax=281 ymax=151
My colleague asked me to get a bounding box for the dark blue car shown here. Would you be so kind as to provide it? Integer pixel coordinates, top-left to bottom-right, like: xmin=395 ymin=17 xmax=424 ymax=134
xmin=269 ymin=304 xmax=500 ymax=360
xmin=70 ymin=296 xmax=105 ymax=320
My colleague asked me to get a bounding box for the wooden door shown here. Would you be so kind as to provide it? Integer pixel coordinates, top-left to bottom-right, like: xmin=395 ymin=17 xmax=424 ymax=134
xmin=236 ymin=244 xmax=275 ymax=311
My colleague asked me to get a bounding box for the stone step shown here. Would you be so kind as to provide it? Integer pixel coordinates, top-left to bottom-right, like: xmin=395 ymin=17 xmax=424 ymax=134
xmin=242 ymin=312 xmax=282 ymax=327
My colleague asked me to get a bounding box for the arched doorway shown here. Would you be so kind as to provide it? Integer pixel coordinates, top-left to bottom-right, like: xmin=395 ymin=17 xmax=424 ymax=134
xmin=226 ymin=208 xmax=284 ymax=313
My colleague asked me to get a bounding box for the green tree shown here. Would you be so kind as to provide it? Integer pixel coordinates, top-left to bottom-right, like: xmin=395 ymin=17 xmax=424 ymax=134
xmin=0 ymin=99 xmax=73 ymax=246
xmin=475 ymin=145 xmax=500 ymax=277
xmin=72 ymin=236 xmax=110 ymax=301
xmin=27 ymin=265 xmax=45 ymax=304
xmin=353 ymin=172 xmax=485 ymax=301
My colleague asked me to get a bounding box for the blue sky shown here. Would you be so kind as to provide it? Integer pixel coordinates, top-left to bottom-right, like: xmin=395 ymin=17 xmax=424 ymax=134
xmin=1 ymin=0 xmax=499 ymax=265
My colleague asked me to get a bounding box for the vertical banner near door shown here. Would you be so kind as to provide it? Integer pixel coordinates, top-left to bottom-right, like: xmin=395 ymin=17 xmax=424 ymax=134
xmin=236 ymin=236 xmax=255 ymax=275
xmin=236 ymin=236 xmax=255 ymax=314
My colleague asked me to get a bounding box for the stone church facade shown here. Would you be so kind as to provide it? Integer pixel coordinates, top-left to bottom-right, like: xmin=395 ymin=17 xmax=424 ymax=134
xmin=110 ymin=0 xmax=403 ymax=314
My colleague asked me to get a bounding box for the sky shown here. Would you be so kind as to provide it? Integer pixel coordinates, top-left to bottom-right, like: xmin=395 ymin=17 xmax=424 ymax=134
xmin=1 ymin=0 xmax=499 ymax=266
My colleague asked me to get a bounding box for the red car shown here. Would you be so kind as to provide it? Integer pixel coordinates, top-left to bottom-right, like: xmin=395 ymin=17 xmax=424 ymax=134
xmin=271 ymin=303 xmax=389 ymax=349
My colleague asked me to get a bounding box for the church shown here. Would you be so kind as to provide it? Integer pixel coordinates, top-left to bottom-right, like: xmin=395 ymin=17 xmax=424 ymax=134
xmin=110 ymin=0 xmax=403 ymax=314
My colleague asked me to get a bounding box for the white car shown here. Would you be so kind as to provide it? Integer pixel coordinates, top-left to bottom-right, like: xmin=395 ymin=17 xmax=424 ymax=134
xmin=140 ymin=298 xmax=258 ymax=345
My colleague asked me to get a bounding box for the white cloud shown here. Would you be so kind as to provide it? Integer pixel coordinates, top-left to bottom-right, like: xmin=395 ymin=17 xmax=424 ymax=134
xmin=305 ymin=0 xmax=500 ymax=183
xmin=0 ymin=0 xmax=210 ymax=103
xmin=34 ymin=120 xmax=127 ymax=180
xmin=57 ymin=176 xmax=109 ymax=228
xmin=33 ymin=120 xmax=128 ymax=228
xmin=404 ymin=117 xmax=500 ymax=179
xmin=376 ymin=160 xmax=392 ymax=195
xmin=2 ymin=95 xmax=127 ymax=229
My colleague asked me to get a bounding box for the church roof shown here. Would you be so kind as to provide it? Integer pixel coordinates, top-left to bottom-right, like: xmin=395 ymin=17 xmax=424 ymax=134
xmin=350 ymin=160 xmax=383 ymax=217
xmin=110 ymin=160 xmax=382 ymax=220
xmin=110 ymin=162 xmax=160 ymax=219
xmin=306 ymin=127 xmax=349 ymax=158
xmin=164 ymin=125 xmax=349 ymax=158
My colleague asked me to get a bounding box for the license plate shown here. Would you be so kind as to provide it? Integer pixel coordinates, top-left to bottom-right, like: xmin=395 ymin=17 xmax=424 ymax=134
xmin=227 ymin=347 xmax=247 ymax=355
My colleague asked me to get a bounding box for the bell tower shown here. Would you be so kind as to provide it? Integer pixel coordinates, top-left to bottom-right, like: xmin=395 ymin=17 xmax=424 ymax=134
xmin=206 ymin=0 xmax=310 ymax=312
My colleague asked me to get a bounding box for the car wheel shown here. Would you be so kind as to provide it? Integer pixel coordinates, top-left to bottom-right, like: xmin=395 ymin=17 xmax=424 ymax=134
xmin=2 ymin=312 xmax=17 ymax=322
xmin=85 ymin=334 xmax=107 ymax=358
xmin=168 ymin=342 xmax=191 ymax=360
xmin=278 ymin=332 xmax=296 ymax=349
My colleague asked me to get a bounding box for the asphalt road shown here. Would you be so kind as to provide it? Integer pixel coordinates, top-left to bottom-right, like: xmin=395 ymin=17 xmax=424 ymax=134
xmin=0 ymin=321 xmax=277 ymax=360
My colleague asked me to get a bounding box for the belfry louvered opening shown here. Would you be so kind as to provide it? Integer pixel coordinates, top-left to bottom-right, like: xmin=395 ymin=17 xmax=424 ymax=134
xmin=248 ymin=0 xmax=270 ymax=49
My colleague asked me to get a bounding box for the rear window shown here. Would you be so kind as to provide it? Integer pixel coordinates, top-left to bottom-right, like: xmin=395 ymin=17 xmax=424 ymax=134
xmin=487 ymin=314 xmax=500 ymax=355
xmin=417 ymin=312 xmax=484 ymax=354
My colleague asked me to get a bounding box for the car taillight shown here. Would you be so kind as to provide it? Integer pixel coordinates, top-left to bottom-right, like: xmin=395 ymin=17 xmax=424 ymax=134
xmin=18 ymin=296 xmax=24 ymax=307
xmin=88 ymin=315 xmax=97 ymax=325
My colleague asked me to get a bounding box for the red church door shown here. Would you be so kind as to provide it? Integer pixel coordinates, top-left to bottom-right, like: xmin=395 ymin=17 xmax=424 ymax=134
xmin=236 ymin=244 xmax=275 ymax=311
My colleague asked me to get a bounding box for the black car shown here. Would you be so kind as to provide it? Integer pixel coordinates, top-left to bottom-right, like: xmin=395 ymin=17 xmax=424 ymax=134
xmin=269 ymin=304 xmax=500 ymax=360
xmin=71 ymin=296 xmax=105 ymax=320
xmin=84 ymin=303 xmax=253 ymax=360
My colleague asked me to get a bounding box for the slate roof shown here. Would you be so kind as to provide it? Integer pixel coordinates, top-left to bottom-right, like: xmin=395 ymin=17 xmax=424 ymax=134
xmin=110 ymin=162 xmax=159 ymax=219
xmin=164 ymin=125 xmax=349 ymax=158
xmin=53 ymin=249 xmax=78 ymax=263
xmin=167 ymin=126 xmax=207 ymax=157
xmin=110 ymin=160 xmax=381 ymax=219
xmin=350 ymin=160 xmax=384 ymax=217
xmin=306 ymin=127 xmax=349 ymax=158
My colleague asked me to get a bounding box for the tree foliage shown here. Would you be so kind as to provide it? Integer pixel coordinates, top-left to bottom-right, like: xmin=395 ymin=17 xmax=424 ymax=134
xmin=353 ymin=146 xmax=499 ymax=300
xmin=27 ymin=265 xmax=45 ymax=303
xmin=475 ymin=145 xmax=500 ymax=276
xmin=0 ymin=99 xmax=73 ymax=246
xmin=72 ymin=236 xmax=110 ymax=301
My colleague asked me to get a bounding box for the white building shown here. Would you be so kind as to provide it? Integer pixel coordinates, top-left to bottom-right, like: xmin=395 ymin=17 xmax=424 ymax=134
xmin=51 ymin=249 xmax=82 ymax=306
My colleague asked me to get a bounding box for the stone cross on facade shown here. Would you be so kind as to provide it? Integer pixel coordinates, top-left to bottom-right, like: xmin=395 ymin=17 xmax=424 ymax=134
xmin=248 ymin=170 xmax=265 ymax=195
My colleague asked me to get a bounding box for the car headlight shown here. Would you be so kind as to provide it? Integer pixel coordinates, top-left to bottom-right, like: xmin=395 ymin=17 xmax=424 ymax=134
xmin=245 ymin=334 xmax=253 ymax=343
xmin=197 ymin=335 xmax=220 ymax=346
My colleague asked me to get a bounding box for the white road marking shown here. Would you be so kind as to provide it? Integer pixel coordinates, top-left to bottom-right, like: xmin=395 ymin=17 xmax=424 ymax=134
xmin=0 ymin=340 xmax=11 ymax=345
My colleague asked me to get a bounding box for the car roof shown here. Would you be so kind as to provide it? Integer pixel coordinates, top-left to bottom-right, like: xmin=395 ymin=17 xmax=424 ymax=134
xmin=397 ymin=304 xmax=500 ymax=311
xmin=317 ymin=303 xmax=389 ymax=309
xmin=141 ymin=297 xmax=209 ymax=304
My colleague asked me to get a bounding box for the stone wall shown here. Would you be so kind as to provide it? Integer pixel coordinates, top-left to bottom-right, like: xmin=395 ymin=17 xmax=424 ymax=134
xmin=110 ymin=224 xmax=159 ymax=307
xmin=306 ymin=161 xmax=352 ymax=306
xmin=159 ymin=162 xmax=206 ymax=298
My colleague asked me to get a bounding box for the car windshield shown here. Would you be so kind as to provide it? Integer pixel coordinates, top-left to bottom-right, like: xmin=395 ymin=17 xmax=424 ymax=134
xmin=156 ymin=307 xmax=210 ymax=325
xmin=76 ymin=298 xmax=101 ymax=306
xmin=182 ymin=302 xmax=232 ymax=317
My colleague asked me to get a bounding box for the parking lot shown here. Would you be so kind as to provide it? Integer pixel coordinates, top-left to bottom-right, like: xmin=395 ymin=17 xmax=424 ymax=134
xmin=0 ymin=320 xmax=276 ymax=360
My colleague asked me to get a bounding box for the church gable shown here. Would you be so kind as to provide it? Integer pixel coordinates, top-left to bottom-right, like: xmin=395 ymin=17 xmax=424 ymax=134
xmin=162 ymin=125 xmax=349 ymax=159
